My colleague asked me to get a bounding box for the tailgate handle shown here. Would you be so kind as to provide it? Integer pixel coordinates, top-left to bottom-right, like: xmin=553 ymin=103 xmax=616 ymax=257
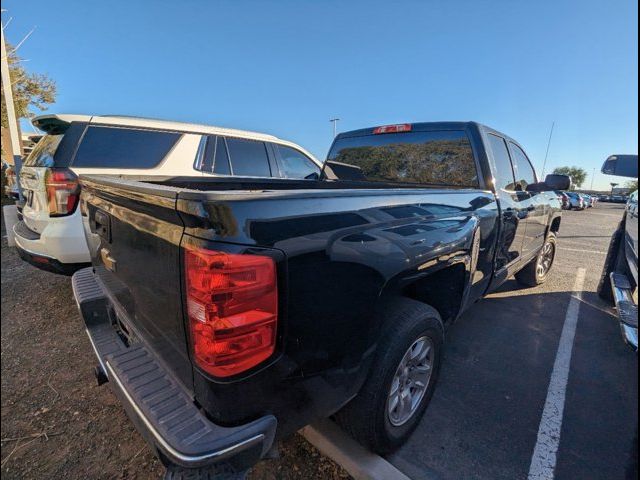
xmin=94 ymin=210 xmax=111 ymax=242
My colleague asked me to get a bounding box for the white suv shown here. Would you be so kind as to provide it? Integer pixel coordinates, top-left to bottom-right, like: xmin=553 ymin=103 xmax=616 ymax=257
xmin=15 ymin=114 xmax=321 ymax=274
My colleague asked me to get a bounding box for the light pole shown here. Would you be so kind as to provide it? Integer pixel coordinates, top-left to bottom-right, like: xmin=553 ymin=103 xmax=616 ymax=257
xmin=590 ymin=168 xmax=596 ymax=191
xmin=541 ymin=121 xmax=555 ymax=178
xmin=329 ymin=118 xmax=340 ymax=138
xmin=1 ymin=16 xmax=24 ymax=200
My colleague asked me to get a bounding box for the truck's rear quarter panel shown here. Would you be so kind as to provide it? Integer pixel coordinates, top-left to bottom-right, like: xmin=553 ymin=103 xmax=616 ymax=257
xmin=80 ymin=174 xmax=499 ymax=436
xmin=176 ymin=187 xmax=499 ymax=432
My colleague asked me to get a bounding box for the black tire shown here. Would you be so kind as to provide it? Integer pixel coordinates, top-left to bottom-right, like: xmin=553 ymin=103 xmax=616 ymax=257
xmin=334 ymin=298 xmax=444 ymax=454
xmin=597 ymin=223 xmax=625 ymax=302
xmin=515 ymin=233 xmax=557 ymax=287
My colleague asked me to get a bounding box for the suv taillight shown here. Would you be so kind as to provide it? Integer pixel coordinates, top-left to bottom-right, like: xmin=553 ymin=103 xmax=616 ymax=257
xmin=184 ymin=245 xmax=278 ymax=378
xmin=45 ymin=168 xmax=80 ymax=217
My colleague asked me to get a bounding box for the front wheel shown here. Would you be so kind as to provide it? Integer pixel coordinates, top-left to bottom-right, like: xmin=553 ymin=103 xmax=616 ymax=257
xmin=335 ymin=298 xmax=443 ymax=454
xmin=515 ymin=233 xmax=557 ymax=287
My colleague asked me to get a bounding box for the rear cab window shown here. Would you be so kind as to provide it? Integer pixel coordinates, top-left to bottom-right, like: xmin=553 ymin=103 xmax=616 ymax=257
xmin=325 ymin=128 xmax=479 ymax=187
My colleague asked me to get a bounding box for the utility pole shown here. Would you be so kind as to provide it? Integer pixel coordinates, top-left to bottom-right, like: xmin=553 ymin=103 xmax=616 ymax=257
xmin=590 ymin=167 xmax=596 ymax=191
xmin=329 ymin=118 xmax=340 ymax=138
xmin=1 ymin=17 xmax=24 ymax=200
xmin=541 ymin=121 xmax=555 ymax=178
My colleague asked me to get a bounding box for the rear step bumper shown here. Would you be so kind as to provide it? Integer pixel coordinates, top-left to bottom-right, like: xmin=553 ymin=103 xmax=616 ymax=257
xmin=71 ymin=267 xmax=277 ymax=469
xmin=610 ymin=272 xmax=638 ymax=351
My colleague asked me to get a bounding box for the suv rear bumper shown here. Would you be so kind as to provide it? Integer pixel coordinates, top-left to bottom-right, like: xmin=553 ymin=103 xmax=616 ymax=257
xmin=13 ymin=210 xmax=91 ymax=265
xmin=71 ymin=267 xmax=277 ymax=470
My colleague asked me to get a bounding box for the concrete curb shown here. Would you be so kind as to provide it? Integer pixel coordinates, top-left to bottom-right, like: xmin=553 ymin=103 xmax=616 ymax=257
xmin=3 ymin=204 xmax=18 ymax=247
xmin=300 ymin=419 xmax=412 ymax=480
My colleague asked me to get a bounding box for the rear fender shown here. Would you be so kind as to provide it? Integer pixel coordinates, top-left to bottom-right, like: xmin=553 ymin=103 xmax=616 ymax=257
xmin=377 ymin=215 xmax=480 ymax=326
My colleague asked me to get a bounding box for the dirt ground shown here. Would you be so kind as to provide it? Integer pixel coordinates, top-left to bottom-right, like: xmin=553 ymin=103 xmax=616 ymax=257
xmin=0 ymin=216 xmax=347 ymax=479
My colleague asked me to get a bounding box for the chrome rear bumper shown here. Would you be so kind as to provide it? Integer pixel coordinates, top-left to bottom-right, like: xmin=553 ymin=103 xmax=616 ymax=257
xmin=610 ymin=272 xmax=638 ymax=351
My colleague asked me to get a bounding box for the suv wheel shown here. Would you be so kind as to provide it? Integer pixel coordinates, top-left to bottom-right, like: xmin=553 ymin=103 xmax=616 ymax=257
xmin=335 ymin=298 xmax=443 ymax=454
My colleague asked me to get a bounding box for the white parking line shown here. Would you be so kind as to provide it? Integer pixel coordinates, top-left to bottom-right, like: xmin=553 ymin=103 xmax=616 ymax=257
xmin=528 ymin=268 xmax=586 ymax=480
xmin=558 ymin=247 xmax=607 ymax=255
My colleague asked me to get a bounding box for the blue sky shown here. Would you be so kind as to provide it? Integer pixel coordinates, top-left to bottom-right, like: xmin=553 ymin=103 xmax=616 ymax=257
xmin=4 ymin=0 xmax=638 ymax=189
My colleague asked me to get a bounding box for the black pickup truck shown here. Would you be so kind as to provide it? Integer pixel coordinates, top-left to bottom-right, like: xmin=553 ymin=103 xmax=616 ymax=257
xmin=72 ymin=122 xmax=569 ymax=475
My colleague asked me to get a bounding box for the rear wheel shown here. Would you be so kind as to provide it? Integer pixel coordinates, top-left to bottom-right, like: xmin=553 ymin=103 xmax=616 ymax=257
xmin=335 ymin=298 xmax=443 ymax=454
xmin=515 ymin=233 xmax=557 ymax=287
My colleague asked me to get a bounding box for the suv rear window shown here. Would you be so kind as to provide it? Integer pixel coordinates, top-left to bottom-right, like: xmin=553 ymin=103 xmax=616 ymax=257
xmin=22 ymin=122 xmax=87 ymax=168
xmin=22 ymin=134 xmax=63 ymax=167
xmin=72 ymin=126 xmax=181 ymax=169
xmin=325 ymin=130 xmax=478 ymax=187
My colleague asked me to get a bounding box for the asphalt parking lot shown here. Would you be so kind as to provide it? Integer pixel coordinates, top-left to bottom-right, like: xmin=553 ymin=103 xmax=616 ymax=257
xmin=388 ymin=202 xmax=638 ymax=480
xmin=1 ymin=202 xmax=637 ymax=480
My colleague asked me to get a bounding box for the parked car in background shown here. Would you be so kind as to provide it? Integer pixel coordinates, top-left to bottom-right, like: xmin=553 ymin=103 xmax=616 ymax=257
xmin=611 ymin=194 xmax=628 ymax=203
xmin=580 ymin=193 xmax=594 ymax=208
xmin=555 ymin=190 xmax=570 ymax=209
xmin=565 ymin=191 xmax=586 ymax=210
xmin=72 ymin=121 xmax=569 ymax=475
xmin=598 ymin=194 xmax=611 ymax=202
xmin=13 ymin=114 xmax=322 ymax=274
xmin=598 ymin=154 xmax=638 ymax=350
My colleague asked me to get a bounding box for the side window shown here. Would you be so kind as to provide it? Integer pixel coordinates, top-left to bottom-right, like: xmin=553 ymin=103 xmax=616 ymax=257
xmin=276 ymin=145 xmax=320 ymax=179
xmin=509 ymin=143 xmax=537 ymax=191
xmin=487 ymin=134 xmax=516 ymax=191
xmin=225 ymin=137 xmax=271 ymax=177
xmin=196 ymin=136 xmax=232 ymax=175
xmin=73 ymin=126 xmax=181 ymax=168
xmin=200 ymin=136 xmax=214 ymax=172
xmin=213 ymin=137 xmax=231 ymax=175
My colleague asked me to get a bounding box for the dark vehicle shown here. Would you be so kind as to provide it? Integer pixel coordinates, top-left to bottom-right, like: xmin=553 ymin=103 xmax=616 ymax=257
xmin=599 ymin=154 xmax=638 ymax=350
xmin=71 ymin=122 xmax=568 ymax=475
xmin=611 ymin=194 xmax=628 ymax=204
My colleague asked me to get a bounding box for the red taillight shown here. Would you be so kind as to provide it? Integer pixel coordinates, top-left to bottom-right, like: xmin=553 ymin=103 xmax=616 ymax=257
xmin=373 ymin=124 xmax=412 ymax=134
xmin=45 ymin=168 xmax=80 ymax=217
xmin=184 ymin=245 xmax=278 ymax=378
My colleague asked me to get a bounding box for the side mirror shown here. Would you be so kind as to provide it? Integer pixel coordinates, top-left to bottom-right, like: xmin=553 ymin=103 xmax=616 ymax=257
xmin=601 ymin=154 xmax=638 ymax=178
xmin=544 ymin=174 xmax=571 ymax=191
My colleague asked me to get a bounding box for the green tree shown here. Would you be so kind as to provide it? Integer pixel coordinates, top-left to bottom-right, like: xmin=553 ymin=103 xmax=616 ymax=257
xmin=625 ymin=179 xmax=638 ymax=192
xmin=552 ymin=166 xmax=587 ymax=189
xmin=1 ymin=42 xmax=57 ymax=128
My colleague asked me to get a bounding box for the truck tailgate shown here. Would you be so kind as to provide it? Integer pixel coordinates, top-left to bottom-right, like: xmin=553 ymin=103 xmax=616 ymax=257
xmin=80 ymin=177 xmax=193 ymax=391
